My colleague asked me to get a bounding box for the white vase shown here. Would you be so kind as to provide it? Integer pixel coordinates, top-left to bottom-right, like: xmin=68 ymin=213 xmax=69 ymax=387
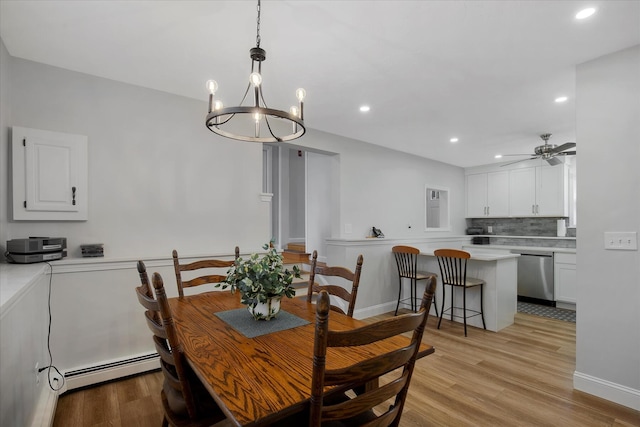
xmin=247 ymin=296 xmax=282 ymax=320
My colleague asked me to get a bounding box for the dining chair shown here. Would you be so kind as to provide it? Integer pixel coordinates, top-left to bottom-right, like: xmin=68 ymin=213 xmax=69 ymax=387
xmin=307 ymin=250 xmax=363 ymax=317
xmin=309 ymin=276 xmax=436 ymax=426
xmin=434 ymin=249 xmax=486 ymax=337
xmin=392 ymin=245 xmax=438 ymax=317
xmin=172 ymin=247 xmax=239 ymax=298
xmin=136 ymin=261 xmax=229 ymax=427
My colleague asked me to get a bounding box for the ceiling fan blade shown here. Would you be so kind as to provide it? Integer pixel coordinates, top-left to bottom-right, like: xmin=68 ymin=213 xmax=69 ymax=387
xmin=549 ymin=142 xmax=576 ymax=154
xmin=500 ymin=153 xmax=536 ymax=157
xmin=500 ymin=157 xmax=538 ymax=167
xmin=559 ymin=150 xmax=576 ymax=155
xmin=546 ymin=157 xmax=562 ymax=166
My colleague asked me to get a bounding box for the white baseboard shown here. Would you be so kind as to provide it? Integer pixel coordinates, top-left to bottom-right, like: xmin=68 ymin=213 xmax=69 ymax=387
xmin=354 ymin=300 xmax=439 ymax=320
xmin=29 ymin=385 xmax=58 ymax=427
xmin=574 ymin=371 xmax=640 ymax=410
xmin=353 ymin=301 xmax=397 ymax=319
xmin=64 ymin=353 xmax=160 ymax=392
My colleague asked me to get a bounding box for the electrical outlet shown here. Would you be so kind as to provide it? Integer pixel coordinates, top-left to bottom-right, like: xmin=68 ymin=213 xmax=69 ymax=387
xmin=35 ymin=363 xmax=39 ymax=385
xmin=604 ymin=231 xmax=638 ymax=250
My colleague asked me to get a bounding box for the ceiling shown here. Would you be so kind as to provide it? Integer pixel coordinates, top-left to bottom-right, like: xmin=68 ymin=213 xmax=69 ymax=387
xmin=1 ymin=1 xmax=639 ymax=168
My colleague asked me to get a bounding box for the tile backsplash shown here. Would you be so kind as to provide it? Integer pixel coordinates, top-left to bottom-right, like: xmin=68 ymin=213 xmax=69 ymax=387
xmin=467 ymin=218 xmax=576 ymax=248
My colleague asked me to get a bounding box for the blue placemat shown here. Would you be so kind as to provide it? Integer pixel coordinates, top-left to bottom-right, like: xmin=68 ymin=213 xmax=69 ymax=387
xmin=215 ymin=308 xmax=310 ymax=338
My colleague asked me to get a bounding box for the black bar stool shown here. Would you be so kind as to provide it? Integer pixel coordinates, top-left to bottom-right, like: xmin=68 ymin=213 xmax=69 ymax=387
xmin=434 ymin=248 xmax=486 ymax=336
xmin=392 ymin=245 xmax=438 ymax=316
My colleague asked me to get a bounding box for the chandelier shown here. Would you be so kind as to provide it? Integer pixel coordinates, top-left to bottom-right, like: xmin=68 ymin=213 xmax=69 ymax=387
xmin=205 ymin=0 xmax=306 ymax=143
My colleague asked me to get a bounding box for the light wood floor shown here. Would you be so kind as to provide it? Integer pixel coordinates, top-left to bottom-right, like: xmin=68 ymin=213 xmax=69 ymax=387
xmin=53 ymin=312 xmax=640 ymax=427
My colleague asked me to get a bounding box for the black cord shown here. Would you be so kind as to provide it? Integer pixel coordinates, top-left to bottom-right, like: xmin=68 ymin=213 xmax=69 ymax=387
xmin=39 ymin=261 xmax=65 ymax=391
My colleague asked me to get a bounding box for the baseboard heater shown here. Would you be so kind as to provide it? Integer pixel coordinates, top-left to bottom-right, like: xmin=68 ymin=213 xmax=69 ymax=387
xmin=63 ymin=352 xmax=160 ymax=391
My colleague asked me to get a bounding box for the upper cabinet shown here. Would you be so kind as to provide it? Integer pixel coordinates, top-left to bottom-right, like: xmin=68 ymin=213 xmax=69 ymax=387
xmin=466 ymin=161 xmax=569 ymax=219
xmin=509 ymin=165 xmax=568 ymax=217
xmin=466 ymin=171 xmax=509 ymax=217
xmin=11 ymin=126 xmax=88 ymax=221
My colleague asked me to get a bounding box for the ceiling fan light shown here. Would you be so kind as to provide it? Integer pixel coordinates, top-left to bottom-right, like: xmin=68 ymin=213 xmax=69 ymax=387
xmin=555 ymin=96 xmax=568 ymax=103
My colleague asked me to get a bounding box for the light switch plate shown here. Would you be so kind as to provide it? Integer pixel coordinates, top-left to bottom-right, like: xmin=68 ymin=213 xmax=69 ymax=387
xmin=604 ymin=232 xmax=637 ymax=250
xmin=344 ymin=223 xmax=352 ymax=234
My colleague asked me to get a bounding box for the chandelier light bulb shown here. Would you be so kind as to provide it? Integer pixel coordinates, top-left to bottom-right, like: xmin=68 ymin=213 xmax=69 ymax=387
xmin=290 ymin=106 xmax=299 ymax=117
xmin=296 ymin=88 xmax=306 ymax=102
xmin=250 ymin=72 xmax=262 ymax=87
xmin=206 ymin=80 xmax=218 ymax=95
xmin=254 ymin=113 xmax=263 ymax=123
xmin=214 ymin=100 xmax=223 ymax=110
xmin=575 ymin=7 xmax=596 ymax=20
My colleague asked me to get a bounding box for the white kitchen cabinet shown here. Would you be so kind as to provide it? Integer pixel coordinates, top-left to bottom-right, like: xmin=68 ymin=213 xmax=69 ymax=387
xmin=508 ymin=165 xmax=568 ymax=217
xmin=465 ymin=171 xmax=509 ymax=217
xmin=11 ymin=126 xmax=88 ymax=221
xmin=554 ymin=253 xmax=576 ymax=304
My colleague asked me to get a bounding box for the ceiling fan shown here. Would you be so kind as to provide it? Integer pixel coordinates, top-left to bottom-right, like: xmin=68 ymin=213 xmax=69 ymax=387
xmin=501 ymin=133 xmax=576 ymax=166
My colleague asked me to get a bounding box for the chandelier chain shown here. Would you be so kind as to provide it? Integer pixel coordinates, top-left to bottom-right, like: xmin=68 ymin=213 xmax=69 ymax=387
xmin=256 ymin=0 xmax=261 ymax=48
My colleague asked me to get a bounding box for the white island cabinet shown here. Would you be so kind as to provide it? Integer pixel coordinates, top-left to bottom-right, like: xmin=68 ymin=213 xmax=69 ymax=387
xmin=418 ymin=250 xmax=519 ymax=332
xmin=554 ymin=252 xmax=577 ymax=305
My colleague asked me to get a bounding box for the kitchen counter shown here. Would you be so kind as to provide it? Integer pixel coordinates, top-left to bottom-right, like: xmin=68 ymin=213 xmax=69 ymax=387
xmin=464 ymin=244 xmax=576 ymax=254
xmin=0 ymin=263 xmax=49 ymax=315
xmin=420 ymin=249 xmax=520 ymax=261
xmin=418 ymin=250 xmax=518 ymax=332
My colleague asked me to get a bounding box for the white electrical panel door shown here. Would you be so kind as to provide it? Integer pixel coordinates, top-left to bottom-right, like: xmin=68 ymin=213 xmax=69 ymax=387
xmin=12 ymin=126 xmax=88 ymax=220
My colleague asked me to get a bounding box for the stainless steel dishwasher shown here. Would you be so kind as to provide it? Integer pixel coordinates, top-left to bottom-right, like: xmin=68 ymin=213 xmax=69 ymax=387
xmin=512 ymin=250 xmax=555 ymax=306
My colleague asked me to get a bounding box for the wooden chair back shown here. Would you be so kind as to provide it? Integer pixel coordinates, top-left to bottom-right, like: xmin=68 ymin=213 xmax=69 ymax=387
xmin=136 ymin=261 xmax=199 ymax=420
xmin=172 ymin=247 xmax=239 ymax=298
xmin=307 ymin=250 xmax=363 ymax=317
xmin=310 ymin=276 xmax=437 ymax=427
xmin=434 ymin=249 xmax=470 ymax=287
xmin=392 ymin=245 xmax=421 ymax=279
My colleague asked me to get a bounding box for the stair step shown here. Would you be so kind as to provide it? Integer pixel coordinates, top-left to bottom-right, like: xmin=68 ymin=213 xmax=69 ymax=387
xmin=282 ymin=250 xmax=310 ymax=263
xmin=286 ymin=242 xmax=306 ymax=253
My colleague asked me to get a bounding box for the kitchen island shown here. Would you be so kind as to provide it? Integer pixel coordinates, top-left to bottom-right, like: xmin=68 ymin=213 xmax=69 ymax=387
xmin=418 ymin=250 xmax=520 ymax=332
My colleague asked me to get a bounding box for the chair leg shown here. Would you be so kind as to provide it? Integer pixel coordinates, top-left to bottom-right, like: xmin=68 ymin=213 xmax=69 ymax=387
xmin=437 ymin=284 xmax=445 ymax=329
xmin=450 ymin=286 xmax=454 ymax=322
xmin=463 ymin=286 xmax=468 ymax=337
xmin=433 ymin=289 xmax=439 ymax=317
xmin=480 ymin=284 xmax=486 ymax=330
xmin=411 ymin=278 xmax=417 ymax=312
xmin=394 ymin=275 xmax=402 ymax=316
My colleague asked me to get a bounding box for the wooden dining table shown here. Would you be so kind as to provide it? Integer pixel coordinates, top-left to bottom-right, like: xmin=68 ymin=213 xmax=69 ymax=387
xmin=169 ymin=290 xmax=435 ymax=427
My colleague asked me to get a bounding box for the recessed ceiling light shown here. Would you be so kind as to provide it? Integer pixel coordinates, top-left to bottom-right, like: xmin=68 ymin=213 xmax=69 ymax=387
xmin=450 ymin=137 xmax=459 ymax=143
xmin=495 ymin=154 xmax=503 ymax=159
xmin=359 ymin=105 xmax=370 ymax=112
xmin=555 ymin=96 xmax=568 ymax=103
xmin=576 ymin=7 xmax=596 ymax=20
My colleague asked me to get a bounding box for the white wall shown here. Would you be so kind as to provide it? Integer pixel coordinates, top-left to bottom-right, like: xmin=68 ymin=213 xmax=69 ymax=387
xmin=574 ymin=45 xmax=640 ymax=409
xmin=1 ymin=39 xmax=12 ymax=247
xmin=292 ymin=130 xmax=467 ymax=239
xmin=0 ymin=267 xmax=50 ymax=427
xmin=288 ymin=149 xmax=305 ymax=240
xmin=2 ymin=54 xmax=271 ymax=258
